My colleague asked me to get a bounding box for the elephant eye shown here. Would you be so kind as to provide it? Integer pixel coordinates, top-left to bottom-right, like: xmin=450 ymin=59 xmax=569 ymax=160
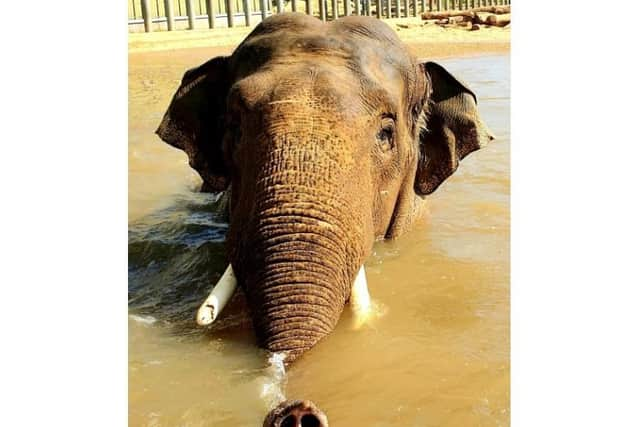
xmin=377 ymin=117 xmax=395 ymax=152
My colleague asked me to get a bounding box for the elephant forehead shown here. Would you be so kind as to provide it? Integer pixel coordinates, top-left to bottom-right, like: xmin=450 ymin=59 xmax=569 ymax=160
xmin=230 ymin=48 xmax=407 ymax=121
xmin=231 ymin=63 xmax=402 ymax=124
xmin=230 ymin=16 xmax=413 ymax=84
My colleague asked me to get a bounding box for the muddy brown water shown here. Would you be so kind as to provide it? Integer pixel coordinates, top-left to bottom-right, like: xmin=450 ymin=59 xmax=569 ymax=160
xmin=129 ymin=50 xmax=509 ymax=427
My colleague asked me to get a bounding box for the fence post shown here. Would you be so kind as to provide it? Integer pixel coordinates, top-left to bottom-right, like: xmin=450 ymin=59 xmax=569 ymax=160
xmin=163 ymin=0 xmax=174 ymax=30
xmin=375 ymin=0 xmax=381 ymax=17
xmin=261 ymin=0 xmax=268 ymax=20
xmin=140 ymin=0 xmax=152 ymax=32
xmin=354 ymin=0 xmax=360 ymax=15
xmin=206 ymin=0 xmax=216 ymax=28
xmin=185 ymin=0 xmax=195 ymax=29
xmin=364 ymin=0 xmax=371 ymax=15
xmin=306 ymin=0 xmax=313 ymax=16
xmin=242 ymin=0 xmax=251 ymax=26
xmin=132 ymin=0 xmax=137 ymax=20
xmin=319 ymin=0 xmax=327 ymax=20
xmin=344 ymin=0 xmax=350 ymax=16
xmin=277 ymin=0 xmax=284 ymax=13
xmin=331 ymin=0 xmax=338 ymax=18
xmin=225 ymin=0 xmax=234 ymax=27
xmin=292 ymin=0 xmax=297 ymax=11
xmin=411 ymin=0 xmax=416 ymax=16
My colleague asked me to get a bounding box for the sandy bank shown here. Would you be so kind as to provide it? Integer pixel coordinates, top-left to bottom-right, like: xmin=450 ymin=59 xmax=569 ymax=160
xmin=128 ymin=17 xmax=509 ymax=59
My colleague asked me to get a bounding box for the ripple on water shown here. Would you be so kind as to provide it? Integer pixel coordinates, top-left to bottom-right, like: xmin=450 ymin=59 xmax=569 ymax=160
xmin=128 ymin=191 xmax=230 ymax=328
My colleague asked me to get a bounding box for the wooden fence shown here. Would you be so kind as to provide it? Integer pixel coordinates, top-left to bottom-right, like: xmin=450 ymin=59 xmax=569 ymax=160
xmin=128 ymin=0 xmax=511 ymax=32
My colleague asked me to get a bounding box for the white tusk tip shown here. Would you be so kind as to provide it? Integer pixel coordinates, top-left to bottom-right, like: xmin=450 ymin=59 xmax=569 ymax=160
xmin=196 ymin=304 xmax=216 ymax=326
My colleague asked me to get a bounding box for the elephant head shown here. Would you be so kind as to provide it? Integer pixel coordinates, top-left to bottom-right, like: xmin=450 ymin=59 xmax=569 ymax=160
xmin=156 ymin=13 xmax=493 ymax=365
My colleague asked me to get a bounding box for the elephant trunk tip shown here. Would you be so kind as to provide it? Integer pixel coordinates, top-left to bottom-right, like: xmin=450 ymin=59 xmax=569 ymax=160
xmin=263 ymin=400 xmax=329 ymax=427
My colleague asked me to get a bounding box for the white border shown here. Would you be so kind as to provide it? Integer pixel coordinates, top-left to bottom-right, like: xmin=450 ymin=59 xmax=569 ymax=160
xmin=2 ymin=1 xmax=639 ymax=425
xmin=512 ymin=1 xmax=640 ymax=425
xmin=1 ymin=1 xmax=127 ymax=426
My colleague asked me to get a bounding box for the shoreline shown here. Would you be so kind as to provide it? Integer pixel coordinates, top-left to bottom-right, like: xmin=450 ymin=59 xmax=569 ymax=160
xmin=128 ymin=17 xmax=510 ymax=60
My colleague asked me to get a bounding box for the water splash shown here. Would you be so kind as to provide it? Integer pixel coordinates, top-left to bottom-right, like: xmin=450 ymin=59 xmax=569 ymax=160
xmin=129 ymin=314 xmax=157 ymax=325
xmin=259 ymin=352 xmax=287 ymax=408
xmin=351 ymin=298 xmax=389 ymax=330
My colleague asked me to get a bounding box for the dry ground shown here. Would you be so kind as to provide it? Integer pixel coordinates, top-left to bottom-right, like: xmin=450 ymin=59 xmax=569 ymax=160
xmin=128 ymin=16 xmax=510 ymax=59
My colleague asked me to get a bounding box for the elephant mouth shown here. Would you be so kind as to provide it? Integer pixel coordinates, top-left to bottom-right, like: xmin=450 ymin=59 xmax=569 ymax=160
xmin=195 ymin=264 xmax=372 ymax=331
xmin=263 ymin=399 xmax=328 ymax=427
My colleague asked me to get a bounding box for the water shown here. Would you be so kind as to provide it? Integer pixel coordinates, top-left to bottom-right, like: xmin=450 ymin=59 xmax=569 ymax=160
xmin=129 ymin=51 xmax=510 ymax=427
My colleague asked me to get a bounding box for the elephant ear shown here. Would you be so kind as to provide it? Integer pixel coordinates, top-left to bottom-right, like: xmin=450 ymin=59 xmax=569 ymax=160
xmin=156 ymin=56 xmax=231 ymax=192
xmin=414 ymin=61 xmax=494 ymax=196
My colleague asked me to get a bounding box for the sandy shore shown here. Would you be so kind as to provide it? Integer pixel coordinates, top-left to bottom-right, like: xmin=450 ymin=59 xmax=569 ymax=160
xmin=128 ymin=17 xmax=510 ymax=59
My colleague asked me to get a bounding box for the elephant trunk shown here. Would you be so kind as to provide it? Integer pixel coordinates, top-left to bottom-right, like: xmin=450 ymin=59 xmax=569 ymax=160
xmin=238 ymin=207 xmax=356 ymax=362
xmin=227 ymin=106 xmax=368 ymax=362
xmin=263 ymin=399 xmax=329 ymax=427
xmin=229 ymin=173 xmax=363 ymax=362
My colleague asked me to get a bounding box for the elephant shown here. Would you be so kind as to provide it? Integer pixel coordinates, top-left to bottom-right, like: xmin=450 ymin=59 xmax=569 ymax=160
xmin=156 ymin=12 xmax=493 ymax=425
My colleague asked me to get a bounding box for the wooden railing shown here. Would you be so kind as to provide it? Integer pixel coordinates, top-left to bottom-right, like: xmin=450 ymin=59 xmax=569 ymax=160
xmin=128 ymin=0 xmax=511 ymax=32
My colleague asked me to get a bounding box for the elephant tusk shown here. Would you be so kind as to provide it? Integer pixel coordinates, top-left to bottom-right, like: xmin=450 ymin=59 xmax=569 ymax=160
xmin=196 ymin=264 xmax=237 ymax=326
xmin=350 ymin=265 xmax=371 ymax=328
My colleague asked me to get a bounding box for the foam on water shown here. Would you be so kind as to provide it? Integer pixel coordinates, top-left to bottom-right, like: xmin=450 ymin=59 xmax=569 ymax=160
xmin=259 ymin=352 xmax=287 ymax=408
xmin=129 ymin=314 xmax=157 ymax=325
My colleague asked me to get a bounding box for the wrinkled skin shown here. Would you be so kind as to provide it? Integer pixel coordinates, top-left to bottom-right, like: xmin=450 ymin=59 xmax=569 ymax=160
xmin=157 ymin=13 xmax=493 ymax=365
